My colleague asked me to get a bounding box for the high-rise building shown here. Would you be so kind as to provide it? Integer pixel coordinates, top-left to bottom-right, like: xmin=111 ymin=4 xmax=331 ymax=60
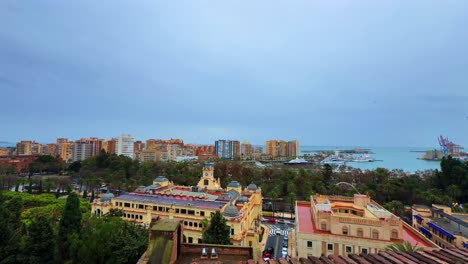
xmin=103 ymin=139 xmax=116 ymax=154
xmin=84 ymin=137 xmax=104 ymax=156
xmin=44 ymin=143 xmax=58 ymax=156
xmin=133 ymin=140 xmax=144 ymax=160
xmin=266 ymin=139 xmax=297 ymax=157
xmin=232 ymin=140 xmax=240 ymax=159
xmin=215 ymin=140 xmax=237 ymax=160
xmin=31 ymin=142 xmax=43 ymax=155
xmin=287 ymin=140 xmax=299 ymax=157
xmin=72 ymin=142 xmax=92 ymax=162
xmin=265 ymin=140 xmax=277 ymax=157
xmin=16 ymin=141 xmax=32 ymax=155
xmin=60 ymin=142 xmax=73 ymax=162
xmin=241 ymin=141 xmax=253 ymax=158
xmin=116 ymin=134 xmax=134 ymax=159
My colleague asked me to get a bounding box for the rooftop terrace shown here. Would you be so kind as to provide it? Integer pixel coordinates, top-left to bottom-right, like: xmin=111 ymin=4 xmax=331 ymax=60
xmin=297 ymin=202 xmax=432 ymax=248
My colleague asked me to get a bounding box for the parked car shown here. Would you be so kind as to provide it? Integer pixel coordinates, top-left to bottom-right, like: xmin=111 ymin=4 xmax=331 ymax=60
xmin=261 ymin=217 xmax=266 ymax=222
xmin=267 ymin=218 xmax=277 ymax=223
xmin=275 ymin=230 xmax=281 ymax=235
xmin=283 ymin=235 xmax=288 ymax=241
xmin=277 ymin=219 xmax=285 ymax=224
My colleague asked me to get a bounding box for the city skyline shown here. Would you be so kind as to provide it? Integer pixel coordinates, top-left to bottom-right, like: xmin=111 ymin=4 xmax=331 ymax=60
xmin=1 ymin=1 xmax=468 ymax=147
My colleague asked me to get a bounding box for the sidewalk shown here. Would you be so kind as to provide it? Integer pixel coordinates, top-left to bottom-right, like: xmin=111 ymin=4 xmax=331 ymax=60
xmin=255 ymin=224 xmax=270 ymax=260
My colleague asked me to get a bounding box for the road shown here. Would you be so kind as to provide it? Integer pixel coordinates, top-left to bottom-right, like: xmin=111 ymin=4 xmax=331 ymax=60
xmin=262 ymin=221 xmax=294 ymax=259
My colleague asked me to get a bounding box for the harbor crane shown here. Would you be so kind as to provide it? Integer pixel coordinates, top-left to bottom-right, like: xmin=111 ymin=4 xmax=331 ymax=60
xmin=438 ymin=135 xmax=462 ymax=158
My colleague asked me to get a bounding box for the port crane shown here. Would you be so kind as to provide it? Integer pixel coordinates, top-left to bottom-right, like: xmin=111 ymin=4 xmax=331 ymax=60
xmin=438 ymin=135 xmax=462 ymax=158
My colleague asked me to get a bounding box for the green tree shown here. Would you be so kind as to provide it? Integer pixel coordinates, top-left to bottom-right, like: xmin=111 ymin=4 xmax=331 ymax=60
xmin=71 ymin=217 xmax=147 ymax=264
xmin=90 ymin=190 xmax=95 ymax=202
xmin=0 ymin=194 xmax=24 ymax=263
xmin=383 ymin=200 xmax=404 ymax=216
xmin=322 ymin=164 xmax=333 ymax=192
xmin=202 ymin=211 xmax=231 ymax=245
xmin=82 ymin=189 xmax=88 ymax=200
xmin=385 ymin=241 xmax=424 ymax=253
xmin=58 ymin=192 xmax=82 ymax=262
xmin=24 ymin=215 xmax=55 ymax=264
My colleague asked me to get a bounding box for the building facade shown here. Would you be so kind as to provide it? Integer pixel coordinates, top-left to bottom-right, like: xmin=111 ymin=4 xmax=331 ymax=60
xmin=16 ymin=141 xmax=32 ymax=155
xmin=72 ymin=142 xmax=92 ymax=162
xmin=92 ymin=163 xmax=263 ymax=248
xmin=116 ymin=134 xmax=134 ymax=159
xmin=241 ymin=141 xmax=253 ymax=158
xmin=215 ymin=140 xmax=235 ymax=160
xmin=295 ymin=194 xmax=435 ymax=258
xmin=412 ymin=204 xmax=468 ymax=249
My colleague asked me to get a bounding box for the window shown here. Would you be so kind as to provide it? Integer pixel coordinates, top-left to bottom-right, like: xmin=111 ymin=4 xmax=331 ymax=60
xmin=357 ymin=228 xmax=363 ymax=237
xmin=362 ymin=248 xmax=368 ymax=254
xmin=345 ymin=210 xmax=349 ymax=214
xmin=200 ymin=211 xmax=205 ymax=216
xmin=391 ymin=230 xmax=398 ymax=239
xmin=158 ymin=206 xmax=163 ymax=211
xmin=184 ymin=221 xmax=188 ymax=226
xmin=327 ymin=243 xmax=333 ymax=251
xmin=124 ymin=203 xmax=130 ymax=207
xmin=204 ymin=179 xmax=209 ymax=185
xmin=189 ymin=222 xmax=193 ymax=227
xmin=153 ymin=206 xmax=158 ymax=211
xmin=194 ymin=223 xmax=198 ymax=228
xmin=321 ymin=223 xmax=327 ymax=230
xmin=181 ymin=209 xmax=187 ymax=214
xmin=188 ymin=210 xmax=195 ymax=215
xmin=188 ymin=237 xmax=193 ymax=243
xmin=140 ymin=215 xmax=143 ymax=220
xmin=176 ymin=209 xmax=180 ymax=213
xmin=342 ymin=226 xmax=348 ymax=235
xmin=249 ymin=241 xmax=253 ymax=247
xmin=198 ymin=239 xmax=202 ymax=244
xmin=307 ymin=241 xmax=313 ymax=248
xmin=231 ymin=228 xmax=234 ymax=235
xmin=372 ymin=230 xmax=379 ymax=239
xmin=138 ymin=204 xmax=144 ymax=209
xmin=345 ymin=246 xmax=352 ymax=253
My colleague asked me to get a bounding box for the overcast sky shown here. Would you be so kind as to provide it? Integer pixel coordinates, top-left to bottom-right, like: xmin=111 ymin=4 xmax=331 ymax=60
xmin=1 ymin=1 xmax=467 ymax=147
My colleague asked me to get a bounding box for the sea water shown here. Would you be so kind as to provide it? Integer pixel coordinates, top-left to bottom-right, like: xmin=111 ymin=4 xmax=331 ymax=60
xmin=300 ymin=146 xmax=441 ymax=173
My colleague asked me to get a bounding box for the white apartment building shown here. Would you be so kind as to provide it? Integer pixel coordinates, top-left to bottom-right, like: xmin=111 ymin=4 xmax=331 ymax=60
xmin=116 ymin=134 xmax=134 ymax=159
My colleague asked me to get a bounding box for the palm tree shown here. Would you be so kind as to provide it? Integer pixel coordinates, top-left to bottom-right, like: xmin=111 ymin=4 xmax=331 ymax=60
xmin=385 ymin=241 xmax=424 ymax=253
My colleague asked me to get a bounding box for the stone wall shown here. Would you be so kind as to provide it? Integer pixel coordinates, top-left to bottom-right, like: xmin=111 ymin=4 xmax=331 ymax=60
xmin=180 ymin=243 xmax=253 ymax=258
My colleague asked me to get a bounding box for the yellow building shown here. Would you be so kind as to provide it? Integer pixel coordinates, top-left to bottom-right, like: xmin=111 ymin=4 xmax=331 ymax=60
xmin=412 ymin=204 xmax=468 ymax=249
xmin=265 ymin=140 xmax=277 ymax=157
xmin=0 ymin=148 xmax=10 ymax=156
xmin=92 ymin=163 xmax=263 ymax=248
xmin=59 ymin=142 xmax=73 ymax=162
xmin=295 ymin=194 xmax=436 ymax=258
xmin=16 ymin=141 xmax=32 ymax=155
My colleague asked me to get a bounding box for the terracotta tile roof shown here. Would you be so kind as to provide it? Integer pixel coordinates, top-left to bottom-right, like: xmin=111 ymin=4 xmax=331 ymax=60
xmin=268 ymin=248 xmax=467 ymax=264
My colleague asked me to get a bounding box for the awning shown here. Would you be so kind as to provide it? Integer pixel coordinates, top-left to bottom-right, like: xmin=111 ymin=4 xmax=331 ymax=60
xmin=413 ymin=214 xmax=423 ymax=221
xmin=463 ymin=242 xmax=468 ymax=248
xmin=419 ymin=226 xmax=432 ymax=237
xmin=427 ymin=222 xmax=456 ymax=240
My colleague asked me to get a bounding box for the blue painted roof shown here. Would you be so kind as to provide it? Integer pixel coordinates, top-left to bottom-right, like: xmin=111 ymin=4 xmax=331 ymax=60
xmin=115 ymin=193 xmax=227 ymax=210
xmin=427 ymin=222 xmax=455 ymax=240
